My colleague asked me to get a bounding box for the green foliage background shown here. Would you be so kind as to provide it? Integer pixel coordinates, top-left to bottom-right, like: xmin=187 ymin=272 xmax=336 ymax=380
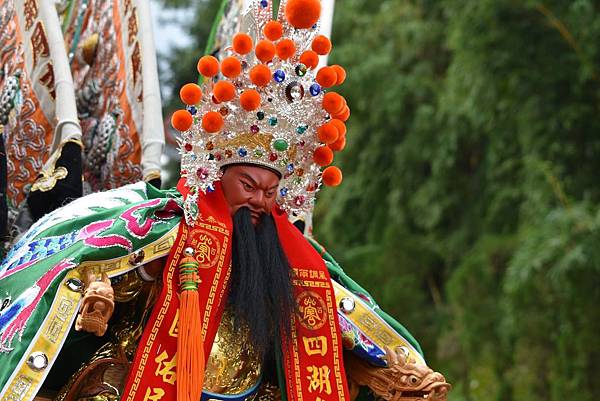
xmin=159 ymin=1 xmax=600 ymax=400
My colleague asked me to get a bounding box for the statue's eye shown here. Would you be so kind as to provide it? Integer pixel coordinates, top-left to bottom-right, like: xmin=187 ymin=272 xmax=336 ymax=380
xmin=409 ymin=376 xmax=419 ymax=384
xmin=242 ymin=182 xmax=253 ymax=191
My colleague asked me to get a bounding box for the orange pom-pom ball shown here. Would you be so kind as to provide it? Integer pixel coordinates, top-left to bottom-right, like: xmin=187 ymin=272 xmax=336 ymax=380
xmin=329 ymin=134 xmax=346 ymax=152
xmin=322 ymin=166 xmax=343 ymax=187
xmin=202 ymin=111 xmax=224 ymax=133
xmin=213 ymin=81 xmax=236 ymax=103
xmin=285 ymin=0 xmax=321 ymax=29
xmin=276 ymin=39 xmax=296 ymax=60
xmin=233 ymin=33 xmax=253 ymax=55
xmin=316 ymin=66 xmax=337 ymax=88
xmin=221 ymin=57 xmax=242 ymax=78
xmin=317 ymin=122 xmax=339 ymax=144
xmin=330 ymin=118 xmax=347 ymax=137
xmin=322 ymin=92 xmax=345 ymax=115
xmin=333 ymin=106 xmax=351 ymax=122
xmin=312 ymin=35 xmax=332 ymax=55
xmin=255 ymin=40 xmax=276 ymax=63
xmin=313 ymin=146 xmax=334 ymax=167
xmin=263 ymin=21 xmax=283 ymax=41
xmin=331 ymin=65 xmax=346 ymax=85
xmin=171 ymin=110 xmax=193 ymax=132
xmin=197 ymin=55 xmax=220 ymax=77
xmin=179 ymin=83 xmax=202 ymax=105
xmin=249 ymin=65 xmax=271 ymax=87
xmin=300 ymin=50 xmax=319 ymax=69
xmin=240 ymin=89 xmax=261 ymax=111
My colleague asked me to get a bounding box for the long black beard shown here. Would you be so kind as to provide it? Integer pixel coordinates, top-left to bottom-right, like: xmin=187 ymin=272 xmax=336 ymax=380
xmin=229 ymin=207 xmax=296 ymax=360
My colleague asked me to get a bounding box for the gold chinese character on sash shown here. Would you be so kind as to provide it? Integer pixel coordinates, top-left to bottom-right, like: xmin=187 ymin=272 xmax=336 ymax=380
xmin=154 ymin=350 xmax=177 ymax=385
xmin=303 ymin=336 xmax=328 ymax=356
xmin=196 ymin=234 xmax=214 ymax=265
xmin=306 ymin=365 xmax=332 ymax=395
xmin=168 ymin=310 xmax=179 ymax=337
xmin=189 ymin=229 xmax=221 ymax=269
xmin=143 ymin=387 xmax=165 ymax=401
xmin=296 ymin=291 xmax=326 ymax=330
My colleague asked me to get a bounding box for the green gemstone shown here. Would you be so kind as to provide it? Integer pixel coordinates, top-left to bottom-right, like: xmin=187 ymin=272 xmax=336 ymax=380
xmin=269 ymin=116 xmax=278 ymax=126
xmin=254 ymin=150 xmax=264 ymax=157
xmin=257 ymin=111 xmax=265 ymax=120
xmin=273 ymin=139 xmax=289 ymax=152
xmin=296 ymin=125 xmax=308 ymax=134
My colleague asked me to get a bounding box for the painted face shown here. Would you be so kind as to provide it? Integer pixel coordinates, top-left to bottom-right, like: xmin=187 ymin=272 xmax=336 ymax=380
xmin=221 ymin=165 xmax=281 ymax=225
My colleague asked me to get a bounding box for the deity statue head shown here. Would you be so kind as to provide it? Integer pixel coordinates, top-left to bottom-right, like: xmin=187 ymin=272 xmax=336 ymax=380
xmin=221 ymin=164 xmax=281 ymax=225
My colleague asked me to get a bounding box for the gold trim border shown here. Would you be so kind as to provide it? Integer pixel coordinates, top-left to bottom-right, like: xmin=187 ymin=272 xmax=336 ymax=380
xmin=331 ymin=281 xmax=426 ymax=366
xmin=1 ymin=270 xmax=82 ymax=401
xmin=0 ymin=226 xmax=179 ymax=401
xmin=78 ymin=225 xmax=179 ymax=278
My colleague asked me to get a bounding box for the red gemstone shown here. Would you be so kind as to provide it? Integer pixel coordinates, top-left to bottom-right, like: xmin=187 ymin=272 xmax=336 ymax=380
xmin=269 ymin=153 xmax=278 ymax=162
xmin=196 ymin=168 xmax=209 ymax=180
xmin=184 ymin=143 xmax=193 ymax=152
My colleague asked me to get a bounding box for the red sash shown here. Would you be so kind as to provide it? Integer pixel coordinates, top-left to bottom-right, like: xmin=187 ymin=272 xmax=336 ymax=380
xmin=123 ymin=184 xmax=349 ymax=401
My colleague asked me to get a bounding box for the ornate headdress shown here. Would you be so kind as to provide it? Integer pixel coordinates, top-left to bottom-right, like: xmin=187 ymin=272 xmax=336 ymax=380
xmin=172 ymin=0 xmax=349 ymax=224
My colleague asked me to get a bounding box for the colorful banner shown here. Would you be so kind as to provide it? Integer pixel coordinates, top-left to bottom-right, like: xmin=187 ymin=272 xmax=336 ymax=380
xmin=0 ymin=0 xmax=57 ymax=219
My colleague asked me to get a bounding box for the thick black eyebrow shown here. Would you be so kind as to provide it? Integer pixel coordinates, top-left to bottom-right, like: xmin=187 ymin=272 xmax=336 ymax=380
xmin=239 ymin=173 xmax=258 ymax=186
xmin=239 ymin=172 xmax=278 ymax=191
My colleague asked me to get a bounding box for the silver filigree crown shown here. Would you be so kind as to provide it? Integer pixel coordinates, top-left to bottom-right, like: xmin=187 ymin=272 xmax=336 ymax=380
xmin=174 ymin=0 xmax=349 ymax=224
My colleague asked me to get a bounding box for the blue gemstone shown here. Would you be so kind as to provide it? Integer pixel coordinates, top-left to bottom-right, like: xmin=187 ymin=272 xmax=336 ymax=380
xmin=296 ymin=125 xmax=308 ymax=134
xmin=238 ymin=148 xmax=248 ymax=157
xmin=309 ymin=83 xmax=321 ymax=96
xmin=207 ymin=185 xmax=215 ymax=193
xmin=287 ymin=164 xmax=294 ymax=173
xmin=269 ymin=116 xmax=278 ymax=126
xmin=280 ymin=187 xmax=289 ymax=197
xmin=260 ymin=0 xmax=268 ymax=7
xmin=186 ymin=105 xmax=197 ymax=115
xmin=273 ymin=70 xmax=286 ymax=83
xmin=257 ymin=111 xmax=265 ymax=120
